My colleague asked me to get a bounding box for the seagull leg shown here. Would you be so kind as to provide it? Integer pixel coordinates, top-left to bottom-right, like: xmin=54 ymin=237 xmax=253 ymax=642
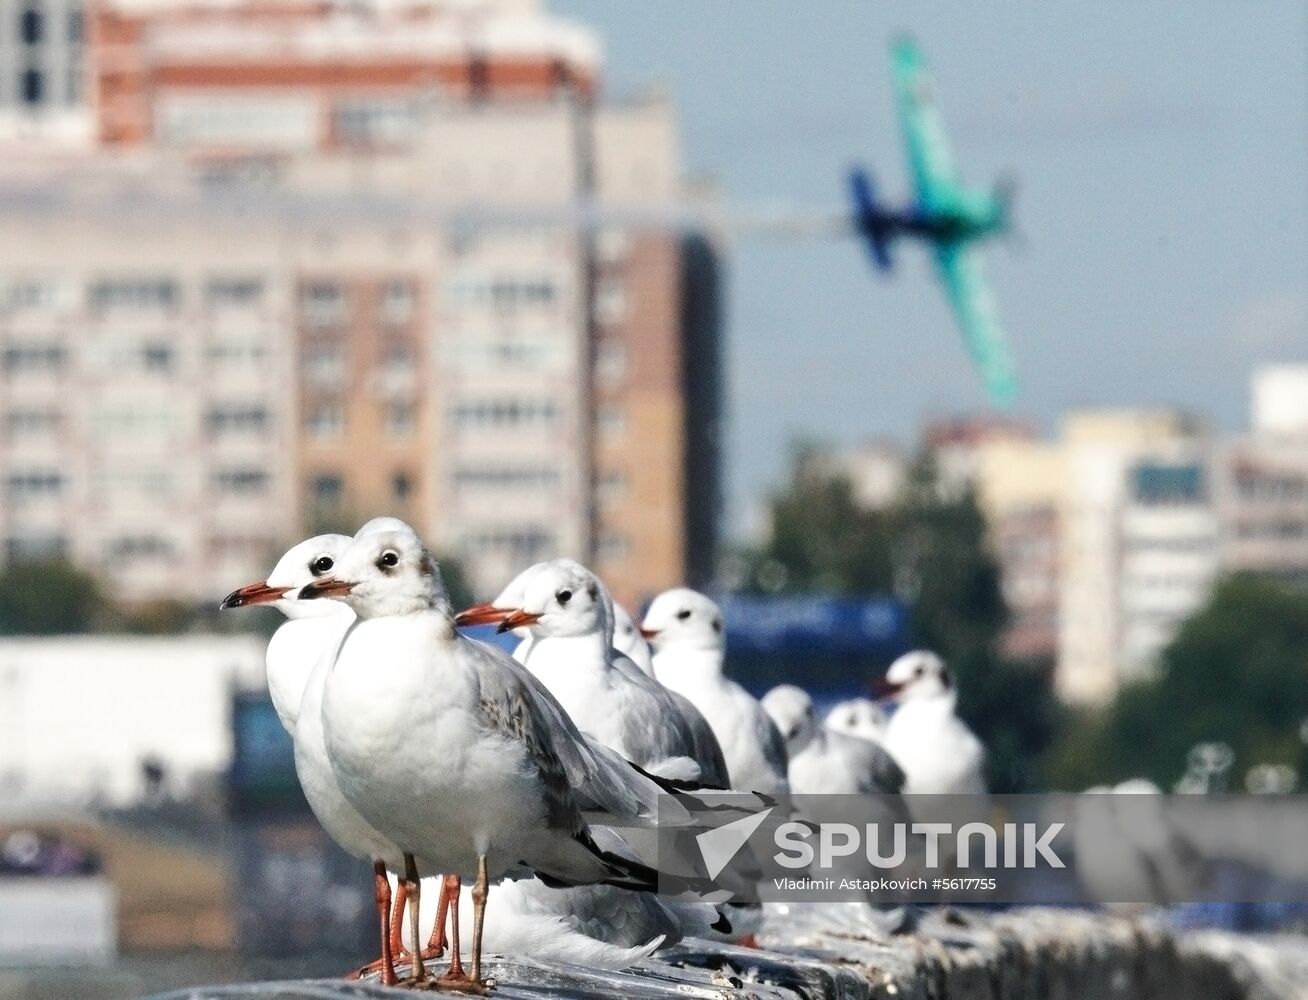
xmin=349 ymin=867 xmax=406 ymax=981
xmin=435 ymin=862 xmax=488 ymax=994
xmin=437 ymin=874 xmax=464 ymax=982
xmin=372 ymin=860 xmax=399 ymax=985
xmin=422 ymin=874 xmax=451 ymax=959
xmin=404 ymin=854 xmax=427 ymax=984
xmin=470 ymin=854 xmax=489 ymax=988
xmin=390 ymin=876 xmax=409 ymax=961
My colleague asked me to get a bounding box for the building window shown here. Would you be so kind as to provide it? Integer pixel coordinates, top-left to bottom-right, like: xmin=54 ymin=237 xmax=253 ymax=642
xmin=382 ymin=340 xmax=415 ymax=371
xmin=5 ymin=534 xmax=65 ymax=562
xmin=596 ymin=339 xmax=627 ymax=384
xmin=596 ymin=404 xmax=625 ymax=438
xmin=304 ymin=342 xmax=345 ymax=388
xmin=380 ymin=280 xmax=415 ymax=325
xmin=142 ymin=343 xmax=174 ymax=373
xmin=107 ymin=536 xmax=174 ymax=561
xmin=307 ymin=404 xmax=344 ymax=440
xmin=5 ymin=408 xmax=61 ymax=437
xmin=20 ymin=68 xmax=43 ymax=105
xmin=20 ymin=4 xmax=43 ymax=45
xmin=88 ymin=278 xmax=177 ymax=311
xmin=595 ymin=280 xmax=626 ymax=325
xmin=300 ymin=282 xmax=346 ymax=327
xmin=465 ymin=527 xmax=554 ymax=563
xmin=6 ymin=470 xmax=63 ymax=499
xmin=596 ymin=468 xmax=627 ymax=506
xmin=310 ymin=474 xmax=344 ymax=508
xmin=2 ymin=343 xmax=65 ymax=374
xmin=213 ymin=467 xmax=269 ymax=496
xmin=452 ymin=465 xmax=560 ymax=492
xmin=384 ymin=402 xmax=414 ymax=440
xmin=207 ymin=277 xmax=264 ymax=308
xmin=449 ymin=398 xmax=560 ymax=430
xmin=391 ymin=472 xmax=412 ymax=503
xmin=68 ymin=5 xmax=81 ymax=43
xmin=207 ymin=405 xmax=268 ymax=436
xmin=596 ymin=532 xmax=630 ymax=563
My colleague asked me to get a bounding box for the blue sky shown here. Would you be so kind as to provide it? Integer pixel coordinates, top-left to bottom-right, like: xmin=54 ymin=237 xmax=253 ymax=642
xmin=554 ymin=2 xmax=1308 ymax=529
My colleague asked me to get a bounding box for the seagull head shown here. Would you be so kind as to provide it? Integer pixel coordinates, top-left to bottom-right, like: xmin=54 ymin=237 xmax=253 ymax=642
xmin=219 ymin=533 xmax=352 ymax=619
xmin=762 ymin=684 xmax=818 ymax=754
xmin=457 ymin=559 xmax=612 ymax=642
xmin=299 ymin=526 xmax=447 ymax=619
xmin=640 ymin=587 xmax=724 ymax=654
xmin=880 ymin=650 xmax=952 ymax=702
xmin=610 ymin=603 xmax=645 ymax=656
xmin=824 ymin=697 xmax=888 ymax=741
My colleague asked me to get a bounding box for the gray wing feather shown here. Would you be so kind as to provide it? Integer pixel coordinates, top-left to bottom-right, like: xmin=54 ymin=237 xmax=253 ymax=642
xmin=465 ymin=636 xmax=660 ymax=822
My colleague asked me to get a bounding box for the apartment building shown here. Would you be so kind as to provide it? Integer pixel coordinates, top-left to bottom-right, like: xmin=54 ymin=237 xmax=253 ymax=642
xmin=0 ymin=1 xmax=723 ymax=608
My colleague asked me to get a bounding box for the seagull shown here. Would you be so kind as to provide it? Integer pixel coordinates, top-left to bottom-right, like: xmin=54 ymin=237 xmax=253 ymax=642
xmin=824 ymin=697 xmax=890 ymax=746
xmin=305 ymin=527 xmax=716 ymax=992
xmin=454 ymin=559 xmax=702 ymax=781
xmin=762 ymin=685 xmax=904 ymax=795
xmin=611 ymin=603 xmax=654 ymax=676
xmin=761 ymin=685 xmax=917 ymax=935
xmin=454 ymin=560 xmax=735 ymax=950
xmin=642 ymin=588 xmax=789 ymax=798
xmin=220 ymin=533 xmax=424 ymax=986
xmin=880 ymin=651 xmax=987 ymax=796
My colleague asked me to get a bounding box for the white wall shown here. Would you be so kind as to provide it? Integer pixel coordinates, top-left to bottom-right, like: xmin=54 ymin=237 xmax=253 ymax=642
xmin=0 ymin=635 xmax=265 ymax=807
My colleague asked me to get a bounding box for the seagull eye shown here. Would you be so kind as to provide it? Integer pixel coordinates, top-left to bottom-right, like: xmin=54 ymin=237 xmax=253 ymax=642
xmin=914 ymin=666 xmax=924 ymax=678
xmin=676 ymin=609 xmax=691 ymax=621
xmin=556 ymin=589 xmax=573 ymax=605
xmin=310 ymin=555 xmax=334 ymax=576
xmin=377 ymin=550 xmax=400 ymax=570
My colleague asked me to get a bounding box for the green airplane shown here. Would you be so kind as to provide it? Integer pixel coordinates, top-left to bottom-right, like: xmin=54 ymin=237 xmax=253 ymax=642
xmin=849 ymin=35 xmax=1018 ymax=406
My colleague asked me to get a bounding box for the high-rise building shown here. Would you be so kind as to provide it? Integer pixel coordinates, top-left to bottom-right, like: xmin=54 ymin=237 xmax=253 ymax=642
xmin=0 ymin=0 xmax=722 ymax=610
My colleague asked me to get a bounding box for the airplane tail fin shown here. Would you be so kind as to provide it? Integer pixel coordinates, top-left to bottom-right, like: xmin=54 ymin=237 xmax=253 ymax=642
xmin=848 ymin=166 xmax=894 ymax=272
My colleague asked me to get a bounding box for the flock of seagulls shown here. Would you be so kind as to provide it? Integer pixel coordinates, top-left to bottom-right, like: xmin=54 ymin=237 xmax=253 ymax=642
xmin=220 ymin=517 xmax=988 ymax=992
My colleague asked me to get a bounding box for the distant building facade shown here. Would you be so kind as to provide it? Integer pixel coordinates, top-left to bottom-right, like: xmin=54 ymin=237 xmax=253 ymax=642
xmin=0 ymin=0 xmax=722 ymax=609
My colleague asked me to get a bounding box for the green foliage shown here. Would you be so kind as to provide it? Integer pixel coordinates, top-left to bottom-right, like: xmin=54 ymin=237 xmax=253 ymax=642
xmin=0 ymin=560 xmax=106 ymax=635
xmin=742 ymin=447 xmax=1058 ymax=791
xmin=1046 ymin=573 xmax=1308 ymax=790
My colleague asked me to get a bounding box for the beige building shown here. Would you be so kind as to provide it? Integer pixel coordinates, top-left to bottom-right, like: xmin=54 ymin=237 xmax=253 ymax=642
xmin=0 ymin=1 xmax=723 ymax=609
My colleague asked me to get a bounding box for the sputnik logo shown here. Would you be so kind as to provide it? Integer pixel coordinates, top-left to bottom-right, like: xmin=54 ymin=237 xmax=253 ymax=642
xmin=695 ymin=807 xmax=774 ymax=880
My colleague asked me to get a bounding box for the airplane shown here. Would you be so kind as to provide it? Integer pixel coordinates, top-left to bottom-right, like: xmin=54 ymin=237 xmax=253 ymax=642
xmin=849 ymin=35 xmax=1019 ymax=407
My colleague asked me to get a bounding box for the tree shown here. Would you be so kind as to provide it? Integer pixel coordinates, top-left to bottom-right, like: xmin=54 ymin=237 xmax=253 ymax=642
xmin=1047 ymin=573 xmax=1308 ymax=790
xmin=742 ymin=447 xmax=1058 ymax=791
xmin=0 ymin=560 xmax=106 ymax=635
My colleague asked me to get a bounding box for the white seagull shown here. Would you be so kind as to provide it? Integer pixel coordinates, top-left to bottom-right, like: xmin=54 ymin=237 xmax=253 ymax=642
xmin=762 ymin=685 xmax=904 ymax=795
xmin=880 ymin=651 xmax=987 ymax=796
xmin=220 ymin=533 xmax=423 ymax=985
xmin=642 ymin=588 xmax=789 ymax=798
xmin=611 ymin=603 xmax=655 ymax=676
xmin=824 ymin=697 xmax=890 ymax=746
xmin=455 ymin=559 xmax=703 ymax=781
xmin=305 ymin=528 xmax=712 ymax=992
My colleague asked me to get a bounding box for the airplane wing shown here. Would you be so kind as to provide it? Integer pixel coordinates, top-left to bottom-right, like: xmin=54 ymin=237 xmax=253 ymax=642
xmin=891 ymin=35 xmax=961 ymax=215
xmin=933 ymin=242 xmax=1018 ymax=406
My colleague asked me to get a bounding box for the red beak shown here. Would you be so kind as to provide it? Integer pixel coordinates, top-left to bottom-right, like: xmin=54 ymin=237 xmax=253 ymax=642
xmin=872 ymin=677 xmax=904 ymax=700
xmin=298 ymin=577 xmax=356 ymax=601
xmin=639 ymin=627 xmax=659 ymax=640
xmin=453 ymin=603 xmax=513 ymax=628
xmin=220 ymin=581 xmax=289 ymax=610
xmin=495 ymin=609 xmax=543 ymax=634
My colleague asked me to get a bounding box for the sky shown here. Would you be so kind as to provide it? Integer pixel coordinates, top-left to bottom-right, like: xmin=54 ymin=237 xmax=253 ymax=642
xmin=554 ymin=1 xmax=1308 ymax=532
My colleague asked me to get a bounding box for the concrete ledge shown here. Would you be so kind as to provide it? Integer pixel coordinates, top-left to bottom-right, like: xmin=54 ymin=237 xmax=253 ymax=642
xmin=141 ymin=906 xmax=1307 ymax=1000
